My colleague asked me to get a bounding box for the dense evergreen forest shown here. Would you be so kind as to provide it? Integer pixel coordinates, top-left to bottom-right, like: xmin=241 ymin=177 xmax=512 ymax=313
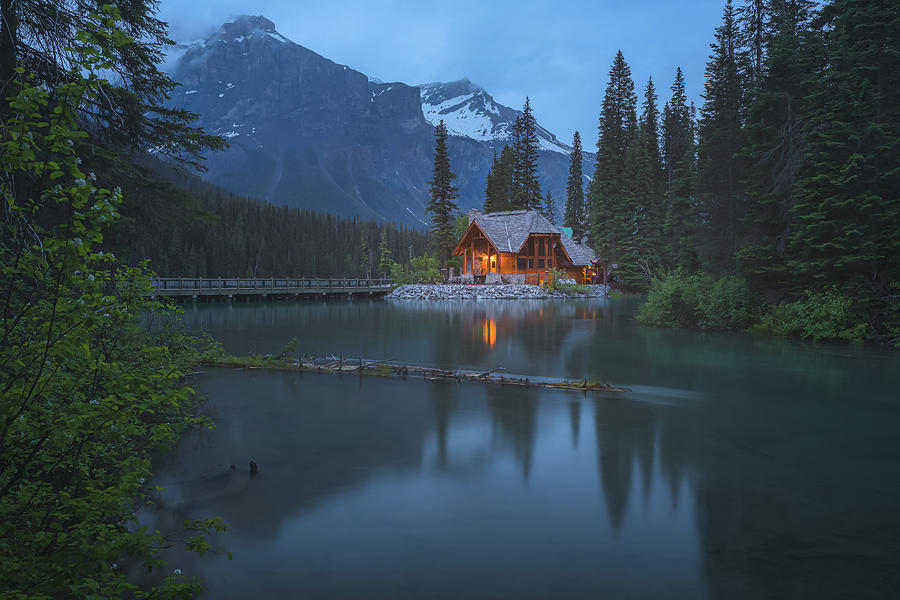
xmin=575 ymin=0 xmax=898 ymax=345
xmin=107 ymin=164 xmax=430 ymax=278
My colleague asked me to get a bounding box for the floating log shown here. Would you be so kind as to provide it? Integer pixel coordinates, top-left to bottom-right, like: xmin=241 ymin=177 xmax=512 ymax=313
xmin=199 ymin=355 xmax=629 ymax=394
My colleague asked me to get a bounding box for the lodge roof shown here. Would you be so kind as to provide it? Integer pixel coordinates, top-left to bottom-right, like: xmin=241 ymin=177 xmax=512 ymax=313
xmin=463 ymin=209 xmax=596 ymax=266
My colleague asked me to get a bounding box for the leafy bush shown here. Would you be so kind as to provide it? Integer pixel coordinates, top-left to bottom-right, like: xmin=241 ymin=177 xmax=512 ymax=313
xmin=544 ymin=268 xmax=589 ymax=295
xmin=389 ymin=254 xmax=442 ymax=284
xmin=754 ymin=287 xmax=867 ymax=344
xmin=0 ymin=21 xmax=223 ymax=598
xmin=637 ymin=271 xmax=756 ymax=330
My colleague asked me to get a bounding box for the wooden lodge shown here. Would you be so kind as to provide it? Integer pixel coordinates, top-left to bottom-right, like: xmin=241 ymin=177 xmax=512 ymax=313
xmin=453 ymin=209 xmax=600 ymax=284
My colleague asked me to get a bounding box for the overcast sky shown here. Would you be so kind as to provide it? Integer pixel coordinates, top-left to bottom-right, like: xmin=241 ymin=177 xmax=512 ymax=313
xmin=157 ymin=0 xmax=726 ymax=145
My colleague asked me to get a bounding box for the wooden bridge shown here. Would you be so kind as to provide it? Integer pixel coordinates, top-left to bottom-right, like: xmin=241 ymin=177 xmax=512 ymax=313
xmin=151 ymin=277 xmax=393 ymax=302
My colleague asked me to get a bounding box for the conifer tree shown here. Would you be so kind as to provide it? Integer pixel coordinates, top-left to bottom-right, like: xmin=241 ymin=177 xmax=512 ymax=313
xmin=360 ymin=227 xmax=372 ymax=278
xmin=484 ymin=148 xmax=500 ymax=213
xmin=378 ymin=228 xmax=393 ymax=277
xmin=789 ymin=0 xmax=900 ymax=340
xmin=498 ymin=145 xmax=516 ymax=210
xmin=637 ymin=77 xmax=665 ymax=272
xmin=697 ymin=0 xmax=745 ymax=274
xmin=640 ymin=77 xmax=665 ymax=199
xmin=427 ymin=121 xmax=460 ymax=265
xmin=542 ymin=189 xmax=556 ymax=224
xmin=737 ymin=0 xmax=770 ymax=91
xmin=736 ymin=0 xmax=817 ymax=297
xmin=564 ymin=131 xmax=587 ymax=240
xmin=590 ymin=50 xmax=639 ymax=281
xmin=484 ymin=146 xmax=515 ymax=213
xmin=662 ymin=67 xmax=699 ymax=270
xmin=512 ymin=97 xmax=543 ymax=210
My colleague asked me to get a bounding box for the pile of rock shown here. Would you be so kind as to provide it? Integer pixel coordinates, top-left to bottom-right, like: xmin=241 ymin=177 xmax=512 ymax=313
xmin=386 ymin=284 xmax=609 ymax=300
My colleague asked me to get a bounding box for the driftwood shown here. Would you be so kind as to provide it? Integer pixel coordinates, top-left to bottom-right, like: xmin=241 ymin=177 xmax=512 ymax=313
xmin=200 ymin=355 xmax=629 ymax=394
xmin=356 ymin=358 xmax=394 ymax=372
xmin=476 ymin=367 xmax=506 ymax=379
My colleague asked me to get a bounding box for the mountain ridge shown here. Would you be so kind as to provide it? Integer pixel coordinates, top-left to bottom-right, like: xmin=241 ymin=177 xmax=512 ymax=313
xmin=168 ymin=15 xmax=592 ymax=228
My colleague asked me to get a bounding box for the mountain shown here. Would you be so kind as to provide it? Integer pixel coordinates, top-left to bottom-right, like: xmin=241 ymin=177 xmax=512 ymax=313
xmin=420 ymin=79 xmax=572 ymax=154
xmin=170 ymin=16 xmax=591 ymax=229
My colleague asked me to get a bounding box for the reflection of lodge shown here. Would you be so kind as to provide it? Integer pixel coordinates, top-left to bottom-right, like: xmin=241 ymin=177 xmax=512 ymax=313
xmin=454 ymin=209 xmax=601 ymax=284
xmin=466 ymin=303 xmax=585 ymax=355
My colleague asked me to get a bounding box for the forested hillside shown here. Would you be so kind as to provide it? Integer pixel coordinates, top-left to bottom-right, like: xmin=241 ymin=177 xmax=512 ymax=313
xmin=106 ymin=164 xmax=429 ymax=278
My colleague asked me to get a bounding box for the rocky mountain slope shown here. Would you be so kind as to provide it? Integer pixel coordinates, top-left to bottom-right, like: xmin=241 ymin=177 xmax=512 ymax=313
xmin=170 ymin=16 xmax=591 ymax=228
xmin=419 ymin=79 xmax=571 ymax=154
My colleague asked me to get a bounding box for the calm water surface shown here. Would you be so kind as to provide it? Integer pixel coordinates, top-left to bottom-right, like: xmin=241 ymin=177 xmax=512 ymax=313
xmin=141 ymin=297 xmax=900 ymax=599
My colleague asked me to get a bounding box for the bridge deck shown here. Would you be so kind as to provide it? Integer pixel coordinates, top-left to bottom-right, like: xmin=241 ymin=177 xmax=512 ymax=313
xmin=152 ymin=277 xmax=393 ymax=300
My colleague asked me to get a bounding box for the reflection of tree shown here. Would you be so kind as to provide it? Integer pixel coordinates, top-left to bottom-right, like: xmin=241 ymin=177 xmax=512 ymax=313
xmin=593 ymin=398 xmax=635 ymax=530
xmin=592 ymin=396 xmax=681 ymax=530
xmin=486 ymin=386 xmax=540 ymax=481
xmin=431 ymin=384 xmax=454 ymax=469
xmin=635 ymin=414 xmax=655 ymax=505
xmin=658 ymin=417 xmax=690 ymax=509
xmin=568 ymin=400 xmax=581 ymax=449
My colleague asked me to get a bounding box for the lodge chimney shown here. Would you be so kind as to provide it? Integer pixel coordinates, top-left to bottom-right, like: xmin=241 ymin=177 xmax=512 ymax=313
xmin=468 ymin=208 xmax=481 ymax=225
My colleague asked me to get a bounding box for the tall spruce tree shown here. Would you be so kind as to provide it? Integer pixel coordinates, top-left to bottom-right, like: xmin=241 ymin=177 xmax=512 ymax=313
xmin=378 ymin=228 xmax=393 ymax=277
xmin=512 ymin=97 xmax=543 ymax=210
xmin=484 ymin=146 xmax=513 ymax=212
xmin=427 ymin=121 xmax=460 ymax=265
xmin=484 ymin=145 xmax=515 ymax=212
xmin=564 ymin=131 xmax=587 ymax=240
xmin=542 ymin=189 xmax=556 ymax=224
xmin=737 ymin=0 xmax=770 ymax=92
xmin=736 ymin=0 xmax=817 ymax=297
xmin=697 ymin=0 xmax=745 ymax=274
xmin=637 ymin=77 xmax=666 ymax=274
xmin=590 ymin=51 xmax=639 ymax=283
xmin=484 ymin=149 xmax=501 ymax=213
xmin=789 ymin=0 xmax=900 ymax=341
xmin=662 ymin=67 xmax=699 ymax=270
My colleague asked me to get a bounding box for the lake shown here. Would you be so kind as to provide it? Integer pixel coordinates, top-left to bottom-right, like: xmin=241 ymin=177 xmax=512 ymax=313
xmin=140 ymin=296 xmax=900 ymax=599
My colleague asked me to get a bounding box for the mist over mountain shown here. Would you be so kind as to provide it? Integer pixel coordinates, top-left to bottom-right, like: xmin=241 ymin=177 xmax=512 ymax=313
xmin=170 ymin=15 xmax=592 ymax=228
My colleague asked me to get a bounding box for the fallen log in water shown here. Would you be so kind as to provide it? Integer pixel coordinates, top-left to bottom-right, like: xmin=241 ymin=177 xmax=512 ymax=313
xmin=198 ymin=355 xmax=630 ymax=394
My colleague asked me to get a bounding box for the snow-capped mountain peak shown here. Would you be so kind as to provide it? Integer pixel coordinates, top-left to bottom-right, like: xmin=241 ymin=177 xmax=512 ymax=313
xmin=419 ymin=79 xmax=571 ymax=154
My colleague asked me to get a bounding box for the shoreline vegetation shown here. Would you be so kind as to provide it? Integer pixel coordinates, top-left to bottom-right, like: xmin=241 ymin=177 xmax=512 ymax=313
xmin=636 ymin=272 xmax=875 ymax=345
xmin=199 ymin=354 xmax=629 ymax=394
xmin=0 ymin=7 xmax=226 ymax=599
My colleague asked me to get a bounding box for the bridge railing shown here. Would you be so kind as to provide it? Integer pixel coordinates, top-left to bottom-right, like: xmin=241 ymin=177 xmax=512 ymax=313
xmin=153 ymin=277 xmax=394 ymax=292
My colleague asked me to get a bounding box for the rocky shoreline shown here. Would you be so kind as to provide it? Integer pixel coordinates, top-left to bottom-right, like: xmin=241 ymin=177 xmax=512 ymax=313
xmin=386 ymin=283 xmax=609 ymax=300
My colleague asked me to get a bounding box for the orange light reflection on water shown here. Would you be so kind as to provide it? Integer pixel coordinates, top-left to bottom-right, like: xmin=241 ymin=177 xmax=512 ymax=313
xmin=482 ymin=318 xmax=497 ymax=348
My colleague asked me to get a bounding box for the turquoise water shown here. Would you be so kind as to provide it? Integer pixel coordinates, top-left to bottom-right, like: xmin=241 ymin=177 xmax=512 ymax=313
xmin=140 ymin=297 xmax=900 ymax=599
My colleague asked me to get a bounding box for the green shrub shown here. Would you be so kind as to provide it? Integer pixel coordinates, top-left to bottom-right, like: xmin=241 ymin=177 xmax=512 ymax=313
xmin=543 ymin=268 xmax=589 ymax=295
xmin=389 ymin=254 xmax=442 ymax=284
xmin=754 ymin=287 xmax=867 ymax=344
xmin=637 ymin=271 xmax=756 ymax=331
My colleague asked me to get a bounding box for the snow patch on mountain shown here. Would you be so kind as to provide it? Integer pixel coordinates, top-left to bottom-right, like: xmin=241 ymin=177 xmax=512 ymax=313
xmin=419 ymin=79 xmax=570 ymax=154
xmin=421 ymin=92 xmax=508 ymax=141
